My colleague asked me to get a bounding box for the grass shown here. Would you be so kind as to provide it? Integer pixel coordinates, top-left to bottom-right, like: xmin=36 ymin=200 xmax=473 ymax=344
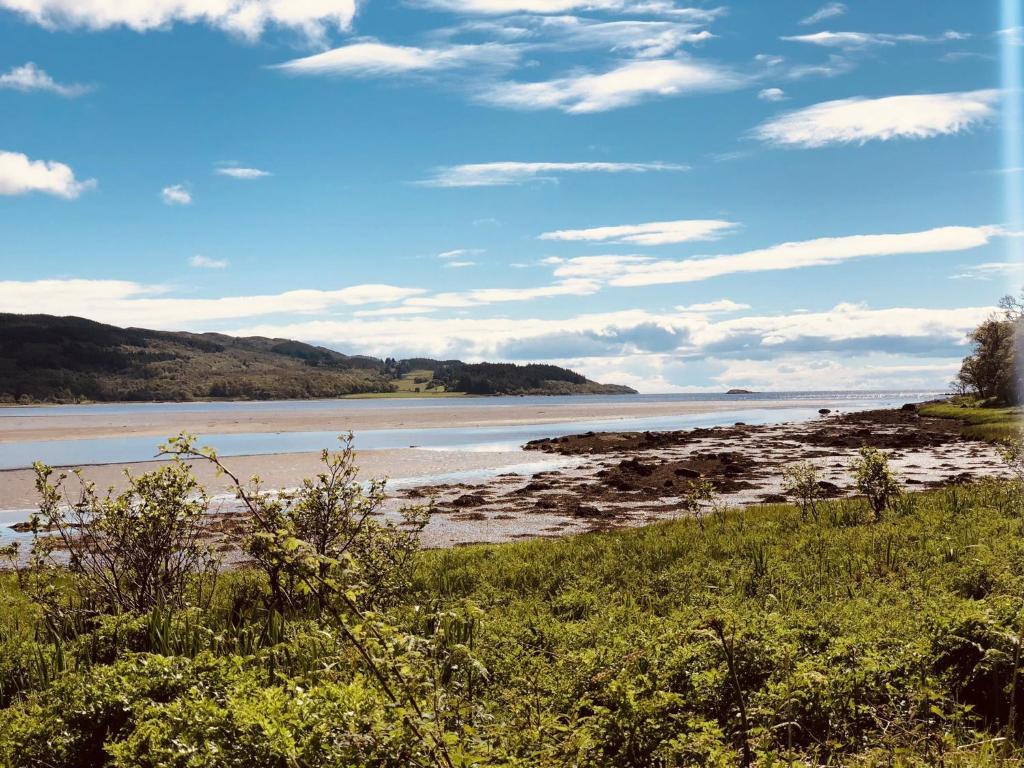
xmin=341 ymin=368 xmax=468 ymax=398
xmin=5 ymin=481 xmax=1024 ymax=765
xmin=919 ymin=399 xmax=1023 ymax=442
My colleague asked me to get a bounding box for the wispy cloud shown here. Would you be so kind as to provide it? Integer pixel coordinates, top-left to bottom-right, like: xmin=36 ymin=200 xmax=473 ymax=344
xmin=189 ymin=255 xmax=229 ymax=269
xmin=459 ymin=15 xmax=716 ymax=58
xmin=275 ymin=41 xmax=518 ymax=76
xmin=539 ymin=218 xmax=739 ymax=245
xmin=997 ymin=27 xmax=1024 ymax=46
xmin=161 ymin=184 xmax=192 ymax=205
xmin=0 ymin=150 xmax=95 ymax=198
xmin=676 ymin=299 xmax=750 ymax=313
xmin=950 ymin=261 xmax=1024 ymax=280
xmin=481 ymin=57 xmax=742 ymax=113
xmin=443 ymin=260 xmax=477 ymax=268
xmin=215 ymin=165 xmax=271 ymax=179
xmin=418 ymin=160 xmax=689 ymax=187
xmin=545 ymin=225 xmax=1003 ymax=287
xmin=0 ymin=279 xmax=424 ymax=327
xmin=783 ymin=30 xmax=968 ymax=49
xmin=757 ymin=87 xmax=786 ymax=101
xmin=541 ymin=255 xmax=654 ymax=279
xmin=0 ymin=0 xmax=358 ymax=44
xmin=799 ymin=2 xmax=846 ymax=26
xmin=437 ymin=248 xmax=483 ymax=259
xmin=412 ymin=0 xmax=723 ymax=19
xmin=753 ymin=90 xmax=999 ymax=148
xmin=0 ymin=62 xmax=90 ymax=96
xmin=404 ymin=278 xmax=600 ymax=308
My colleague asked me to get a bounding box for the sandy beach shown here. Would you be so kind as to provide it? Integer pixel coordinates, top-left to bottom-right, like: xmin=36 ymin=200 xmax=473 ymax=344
xmin=0 ymin=398 xmax=838 ymax=443
xmin=0 ymin=447 xmax=552 ymax=512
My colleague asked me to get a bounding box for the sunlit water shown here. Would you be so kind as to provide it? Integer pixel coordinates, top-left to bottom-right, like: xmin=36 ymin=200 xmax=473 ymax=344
xmin=0 ymin=391 xmax=940 ymax=470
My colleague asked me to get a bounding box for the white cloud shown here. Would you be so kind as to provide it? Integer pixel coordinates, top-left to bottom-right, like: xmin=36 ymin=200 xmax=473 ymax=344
xmin=215 ymin=166 xmax=271 ymax=179
xmin=443 ymin=260 xmax=477 ymax=268
xmin=799 ymin=3 xmax=845 ymax=26
xmin=783 ymin=31 xmax=967 ymax=49
xmin=189 ymin=255 xmax=229 ymax=269
xmin=595 ymin=225 xmax=1003 ymax=287
xmin=0 ymin=0 xmax=358 ymax=43
xmin=412 ymin=0 xmax=722 ymax=18
xmin=539 ymin=218 xmax=738 ymax=245
xmin=754 ymin=90 xmax=999 ymax=148
xmin=757 ymin=87 xmax=786 ymax=101
xmin=0 ymin=279 xmax=425 ymax=327
xmin=482 ymin=57 xmax=741 ymax=113
xmin=0 ymin=62 xmax=89 ymax=96
xmin=707 ymin=355 xmax=959 ymax=392
xmin=353 ymin=305 xmax=438 ymax=317
xmin=404 ymin=278 xmax=601 ymax=308
xmin=950 ymin=261 xmax=1024 ymax=280
xmin=226 ymin=303 xmax=990 ymax=381
xmin=544 ymin=255 xmax=654 ymax=279
xmin=469 ymin=15 xmax=717 ymax=58
xmin=676 ymin=299 xmax=750 ymax=313
xmin=998 ymin=27 xmax=1024 ymax=46
xmin=161 ymin=184 xmax=192 ymax=205
xmin=437 ymin=248 xmax=483 ymax=259
xmin=419 ymin=160 xmax=689 ymax=187
xmin=0 ymin=150 xmax=95 ymax=198
xmin=275 ymin=41 xmax=518 ymax=76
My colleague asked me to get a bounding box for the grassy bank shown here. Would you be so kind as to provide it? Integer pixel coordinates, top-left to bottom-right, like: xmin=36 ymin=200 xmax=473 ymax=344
xmin=919 ymin=399 xmax=1022 ymax=442
xmin=3 ymin=479 xmax=1024 ymax=765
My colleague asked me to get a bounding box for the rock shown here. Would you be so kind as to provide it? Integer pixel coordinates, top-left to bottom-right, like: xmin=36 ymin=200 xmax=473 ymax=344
xmin=452 ymin=493 xmax=487 ymax=508
xmin=818 ymin=408 xmax=832 ymax=415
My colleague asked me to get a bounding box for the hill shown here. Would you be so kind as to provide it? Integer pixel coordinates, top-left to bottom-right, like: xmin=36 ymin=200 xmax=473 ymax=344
xmin=0 ymin=314 xmax=636 ymax=403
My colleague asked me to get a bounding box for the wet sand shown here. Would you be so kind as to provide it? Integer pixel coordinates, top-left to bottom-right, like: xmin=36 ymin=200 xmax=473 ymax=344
xmin=0 ymin=447 xmax=546 ymax=512
xmin=0 ymin=398 xmax=837 ymax=443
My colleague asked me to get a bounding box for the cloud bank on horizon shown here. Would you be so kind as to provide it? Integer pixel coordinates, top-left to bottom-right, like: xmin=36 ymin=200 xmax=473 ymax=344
xmin=0 ymin=0 xmax=1017 ymax=391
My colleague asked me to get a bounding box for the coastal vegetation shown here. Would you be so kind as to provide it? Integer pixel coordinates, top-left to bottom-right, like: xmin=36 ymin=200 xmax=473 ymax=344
xmin=0 ymin=314 xmax=633 ymax=403
xmin=955 ymin=290 xmax=1024 ymax=407
xmin=3 ymin=437 xmax=1024 ymax=765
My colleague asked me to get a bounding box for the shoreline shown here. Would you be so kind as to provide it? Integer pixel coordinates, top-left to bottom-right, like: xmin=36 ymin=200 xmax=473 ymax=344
xmin=2 ymin=403 xmax=1006 ymax=552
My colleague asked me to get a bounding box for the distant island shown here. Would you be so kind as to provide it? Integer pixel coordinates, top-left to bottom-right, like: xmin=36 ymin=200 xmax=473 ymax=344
xmin=725 ymin=388 xmax=756 ymax=394
xmin=0 ymin=313 xmax=637 ymax=403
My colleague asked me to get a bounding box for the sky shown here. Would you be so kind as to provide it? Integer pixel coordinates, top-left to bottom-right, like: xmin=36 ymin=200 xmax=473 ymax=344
xmin=1 ymin=0 xmax=1022 ymax=393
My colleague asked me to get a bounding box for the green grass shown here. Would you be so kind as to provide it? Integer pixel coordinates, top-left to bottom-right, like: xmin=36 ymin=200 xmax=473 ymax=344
xmin=5 ymin=485 xmax=1024 ymax=765
xmin=340 ymin=368 xmax=468 ymax=398
xmin=920 ymin=400 xmax=1023 ymax=442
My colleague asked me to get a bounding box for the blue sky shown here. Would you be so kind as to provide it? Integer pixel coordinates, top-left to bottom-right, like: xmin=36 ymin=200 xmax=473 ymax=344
xmin=1 ymin=0 xmax=1021 ymax=392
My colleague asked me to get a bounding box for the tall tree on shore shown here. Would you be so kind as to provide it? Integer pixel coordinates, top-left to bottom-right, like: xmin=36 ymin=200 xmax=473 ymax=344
xmin=956 ymin=290 xmax=1023 ymax=404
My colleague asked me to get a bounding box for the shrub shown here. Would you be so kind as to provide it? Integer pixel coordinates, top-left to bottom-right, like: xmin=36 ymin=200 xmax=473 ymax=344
xmin=852 ymin=447 xmax=902 ymax=520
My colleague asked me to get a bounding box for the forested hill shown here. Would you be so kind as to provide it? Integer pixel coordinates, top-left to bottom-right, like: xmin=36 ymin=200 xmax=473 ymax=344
xmin=0 ymin=314 xmax=636 ymax=403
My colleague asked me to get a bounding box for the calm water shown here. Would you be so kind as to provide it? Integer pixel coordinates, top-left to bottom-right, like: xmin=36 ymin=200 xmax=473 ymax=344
xmin=0 ymin=391 xmax=941 ymax=470
xmin=1 ymin=390 xmax=941 ymax=419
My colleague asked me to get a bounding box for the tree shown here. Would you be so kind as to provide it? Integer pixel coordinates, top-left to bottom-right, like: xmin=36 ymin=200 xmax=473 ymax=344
xmin=956 ymin=317 xmax=1017 ymax=403
xmin=852 ymin=447 xmax=901 ymax=520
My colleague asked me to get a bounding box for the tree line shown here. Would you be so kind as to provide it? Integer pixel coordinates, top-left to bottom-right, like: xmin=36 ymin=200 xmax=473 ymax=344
xmin=956 ymin=290 xmax=1024 ymax=405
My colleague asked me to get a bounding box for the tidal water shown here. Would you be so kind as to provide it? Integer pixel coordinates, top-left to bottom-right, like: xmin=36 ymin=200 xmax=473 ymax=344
xmin=0 ymin=391 xmax=941 ymax=471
